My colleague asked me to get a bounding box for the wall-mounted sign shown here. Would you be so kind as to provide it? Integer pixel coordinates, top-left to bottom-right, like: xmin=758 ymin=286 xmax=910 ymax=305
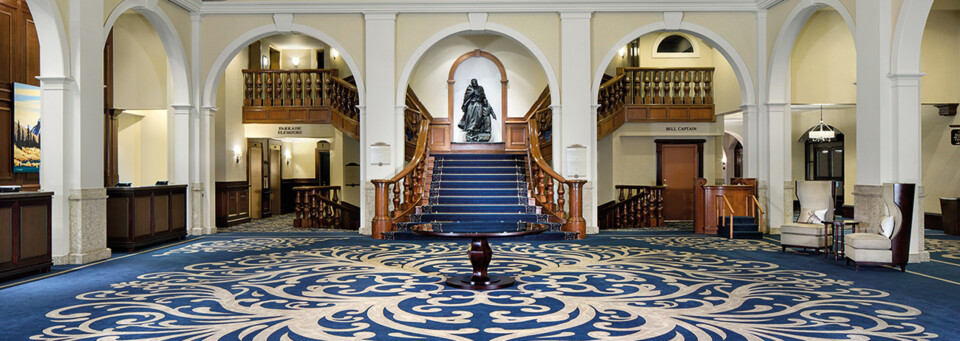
xmin=370 ymin=142 xmax=391 ymax=166
xmin=952 ymin=129 xmax=960 ymax=145
xmin=566 ymin=144 xmax=587 ymax=179
xmin=277 ymin=126 xmax=303 ymax=136
xmin=666 ymin=126 xmax=697 ymax=132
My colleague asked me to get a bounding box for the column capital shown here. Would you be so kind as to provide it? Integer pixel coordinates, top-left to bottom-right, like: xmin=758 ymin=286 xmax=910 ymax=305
xmin=739 ymin=103 xmax=759 ymax=111
xmin=559 ymin=12 xmax=592 ymax=20
xmin=765 ymin=102 xmax=789 ymax=111
xmin=201 ymin=105 xmax=219 ymax=113
xmin=364 ymin=12 xmax=397 ymax=21
xmin=395 ymin=105 xmax=408 ymax=114
xmin=549 ymin=104 xmax=562 ymax=115
xmin=171 ymin=104 xmax=194 ymax=113
xmin=888 ymin=73 xmax=926 ymax=87
xmin=36 ymin=76 xmax=75 ymax=89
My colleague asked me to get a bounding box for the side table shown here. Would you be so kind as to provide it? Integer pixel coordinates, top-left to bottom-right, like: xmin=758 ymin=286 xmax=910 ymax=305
xmin=821 ymin=220 xmax=860 ymax=261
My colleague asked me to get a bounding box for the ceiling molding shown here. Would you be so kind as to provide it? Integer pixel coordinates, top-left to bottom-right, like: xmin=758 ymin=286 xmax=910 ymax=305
xmin=756 ymin=0 xmax=786 ymax=10
xmin=167 ymin=0 xmax=202 ymax=12
xmin=198 ymin=1 xmax=763 ymax=15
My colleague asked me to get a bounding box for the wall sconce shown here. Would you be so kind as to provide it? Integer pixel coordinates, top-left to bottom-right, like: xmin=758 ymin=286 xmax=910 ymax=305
xmin=619 ymin=46 xmax=626 ymax=57
xmin=261 ymin=55 xmax=269 ymax=68
xmin=233 ymin=146 xmax=243 ymax=164
xmin=330 ymin=48 xmax=339 ymax=60
xmin=291 ymin=57 xmax=300 ymax=67
xmin=284 ymin=150 xmax=292 ymax=165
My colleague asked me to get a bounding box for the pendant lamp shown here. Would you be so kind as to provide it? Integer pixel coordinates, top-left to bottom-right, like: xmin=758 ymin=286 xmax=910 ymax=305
xmin=808 ymin=105 xmax=836 ymax=142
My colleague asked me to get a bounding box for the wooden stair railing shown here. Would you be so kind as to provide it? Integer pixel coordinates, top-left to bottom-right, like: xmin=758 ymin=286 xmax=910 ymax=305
xmin=523 ymin=87 xmax=553 ymax=161
xmin=748 ymin=195 xmax=765 ymax=231
xmin=404 ymin=87 xmax=430 ymax=161
xmin=599 ymin=185 xmax=666 ymax=229
xmin=717 ymin=194 xmax=735 ymax=239
xmin=598 ymin=67 xmax=716 ymax=139
xmin=371 ymin=89 xmax=433 ymax=239
xmin=293 ymin=186 xmax=359 ymax=229
xmin=242 ymin=68 xmax=359 ymax=139
xmin=525 ymin=103 xmax=586 ymax=239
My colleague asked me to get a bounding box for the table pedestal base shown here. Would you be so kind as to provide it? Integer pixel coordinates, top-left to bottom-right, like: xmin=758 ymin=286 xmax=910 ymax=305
xmin=446 ymin=275 xmax=515 ymax=290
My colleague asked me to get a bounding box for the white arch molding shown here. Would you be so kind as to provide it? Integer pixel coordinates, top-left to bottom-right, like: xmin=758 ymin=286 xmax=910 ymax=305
xmin=202 ymin=24 xmax=365 ymax=108
xmin=891 ymin=0 xmax=933 ymax=75
xmin=767 ymin=0 xmax=855 ymax=104
xmin=104 ymin=0 xmax=192 ymax=107
xmin=592 ymin=21 xmax=757 ymax=108
xmin=396 ymin=23 xmax=560 ymax=111
xmin=24 ymin=0 xmax=69 ymax=77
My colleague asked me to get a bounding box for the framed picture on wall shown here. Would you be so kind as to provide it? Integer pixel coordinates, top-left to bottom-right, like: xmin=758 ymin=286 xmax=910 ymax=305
xmin=13 ymin=83 xmax=41 ymax=173
xmin=952 ymin=129 xmax=960 ymax=146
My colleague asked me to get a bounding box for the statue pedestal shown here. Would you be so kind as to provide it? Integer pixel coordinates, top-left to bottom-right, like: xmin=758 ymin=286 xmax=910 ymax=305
xmin=448 ymin=142 xmax=506 ymax=154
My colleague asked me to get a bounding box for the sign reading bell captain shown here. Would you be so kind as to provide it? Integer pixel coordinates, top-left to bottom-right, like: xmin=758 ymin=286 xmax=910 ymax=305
xmin=449 ymin=49 xmax=508 ymax=143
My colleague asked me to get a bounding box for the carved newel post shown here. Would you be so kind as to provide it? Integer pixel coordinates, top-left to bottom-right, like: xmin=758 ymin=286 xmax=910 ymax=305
xmin=566 ymin=180 xmax=587 ymax=239
xmin=371 ymin=180 xmax=392 ymax=239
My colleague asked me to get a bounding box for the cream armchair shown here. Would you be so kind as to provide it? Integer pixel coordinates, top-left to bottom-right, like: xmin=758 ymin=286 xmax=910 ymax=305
xmin=845 ymin=183 xmax=915 ymax=271
xmin=780 ymin=181 xmax=836 ymax=253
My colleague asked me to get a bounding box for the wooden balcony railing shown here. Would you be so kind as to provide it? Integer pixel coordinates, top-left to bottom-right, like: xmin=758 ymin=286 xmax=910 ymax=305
xmin=292 ymin=185 xmax=359 ymax=229
xmin=371 ymin=91 xmax=434 ymax=239
xmin=598 ymin=67 xmax=715 ymax=139
xmin=525 ymin=103 xmax=586 ymax=239
xmin=598 ymin=185 xmax=666 ymax=229
xmin=242 ymin=68 xmax=359 ymax=139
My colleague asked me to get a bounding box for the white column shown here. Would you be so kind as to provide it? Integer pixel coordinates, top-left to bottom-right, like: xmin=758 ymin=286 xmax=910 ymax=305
xmin=196 ymin=106 xmax=218 ymax=235
xmin=741 ymin=104 xmax=760 ymax=178
xmin=65 ymin=0 xmax=110 ymax=263
xmin=856 ymin=0 xmax=895 ymax=185
xmin=559 ymin=12 xmax=596 ymax=232
xmin=37 ymin=76 xmax=72 ymax=264
xmin=765 ymin=102 xmax=790 ymax=233
xmin=361 ymin=12 xmax=397 ymax=234
xmin=171 ymin=105 xmax=192 ymax=185
xmin=890 ymin=73 xmax=927 ymax=261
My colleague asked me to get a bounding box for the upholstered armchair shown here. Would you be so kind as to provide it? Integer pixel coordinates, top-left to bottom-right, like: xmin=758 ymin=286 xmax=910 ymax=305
xmin=780 ymin=180 xmax=836 ymax=253
xmin=845 ymin=183 xmax=915 ymax=271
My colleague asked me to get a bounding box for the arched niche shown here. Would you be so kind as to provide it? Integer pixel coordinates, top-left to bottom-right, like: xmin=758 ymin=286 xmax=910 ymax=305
xmin=447 ymin=49 xmax=508 ymax=143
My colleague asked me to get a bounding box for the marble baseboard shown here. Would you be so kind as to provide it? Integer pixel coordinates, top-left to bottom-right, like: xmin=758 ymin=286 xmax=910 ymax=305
xmin=909 ymin=251 xmax=930 ymax=263
xmin=361 ymin=185 xmax=375 ymax=236
xmin=190 ymin=182 xmax=205 ymax=234
xmin=191 ymin=226 xmax=217 ymax=235
xmin=584 ymin=183 xmax=597 ymax=234
xmin=767 ymin=226 xmax=781 ymax=235
xmin=67 ymin=247 xmax=112 ymax=264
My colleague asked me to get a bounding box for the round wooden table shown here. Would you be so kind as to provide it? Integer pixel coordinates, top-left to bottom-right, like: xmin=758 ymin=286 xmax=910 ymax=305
xmin=413 ymin=226 xmax=548 ymax=290
xmin=821 ymin=220 xmax=860 ymax=261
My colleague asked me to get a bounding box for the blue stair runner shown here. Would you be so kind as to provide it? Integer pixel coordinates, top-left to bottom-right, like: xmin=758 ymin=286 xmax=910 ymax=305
xmin=387 ymin=153 xmax=573 ymax=240
xmin=717 ymin=215 xmax=763 ymax=239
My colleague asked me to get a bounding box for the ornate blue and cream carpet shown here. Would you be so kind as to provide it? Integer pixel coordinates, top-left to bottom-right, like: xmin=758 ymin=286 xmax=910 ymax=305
xmin=2 ymin=231 xmax=959 ymax=340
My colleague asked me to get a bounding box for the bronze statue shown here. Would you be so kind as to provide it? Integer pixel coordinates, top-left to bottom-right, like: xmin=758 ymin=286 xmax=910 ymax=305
xmin=458 ymin=79 xmax=497 ymax=142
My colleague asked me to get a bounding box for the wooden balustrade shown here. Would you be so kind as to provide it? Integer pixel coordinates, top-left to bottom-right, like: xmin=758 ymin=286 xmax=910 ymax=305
xmin=242 ymin=68 xmax=359 ymax=138
xmin=292 ymin=186 xmax=358 ymax=229
xmin=372 ymin=94 xmax=434 ymax=239
xmin=525 ymin=111 xmax=586 ymax=239
xmin=598 ymin=185 xmax=665 ymax=229
xmin=598 ymin=67 xmax=715 ymax=139
xmin=694 ymin=178 xmax=758 ymax=234
xmin=519 ymin=87 xmax=553 ymax=160
xmin=404 ymin=87 xmax=430 ymax=161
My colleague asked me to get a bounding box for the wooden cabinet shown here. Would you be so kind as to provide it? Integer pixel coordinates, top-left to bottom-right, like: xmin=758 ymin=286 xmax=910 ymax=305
xmin=215 ymin=181 xmax=251 ymax=227
xmin=106 ymin=185 xmax=187 ymax=252
xmin=0 ymin=191 xmax=52 ymax=282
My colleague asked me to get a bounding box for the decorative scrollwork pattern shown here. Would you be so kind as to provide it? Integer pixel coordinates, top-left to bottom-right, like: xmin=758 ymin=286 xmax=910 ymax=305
xmin=153 ymin=237 xmax=347 ymax=257
xmin=35 ymin=242 xmax=936 ymax=340
xmin=925 ymin=238 xmax=960 ymax=260
xmin=613 ymin=236 xmax=782 ymax=252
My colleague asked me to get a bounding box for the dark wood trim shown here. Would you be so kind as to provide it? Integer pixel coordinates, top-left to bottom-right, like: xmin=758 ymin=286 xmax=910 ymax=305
xmin=0 ymin=0 xmax=40 ymax=190
xmin=654 ymin=139 xmax=705 ymax=186
xmin=0 ymin=191 xmax=53 ymax=282
xmin=446 ymin=49 xmax=508 ymax=145
xmin=925 ymin=212 xmax=941 ymax=231
xmin=281 ymin=178 xmax=318 ymax=214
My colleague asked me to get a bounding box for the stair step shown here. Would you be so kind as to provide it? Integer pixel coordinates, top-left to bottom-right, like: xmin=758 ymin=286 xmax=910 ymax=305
xmin=437 ymin=167 xmax=520 ymax=174
xmin=435 ymin=174 xmax=523 ymax=181
xmin=434 ymin=181 xmax=526 ymax=189
xmin=432 ymin=196 xmax=529 ymax=205
xmin=435 ymin=189 xmax=526 ymax=196
xmin=437 ymin=160 xmax=522 ymax=167
xmin=413 ymin=212 xmax=546 ymax=222
xmin=435 ymin=154 xmax=524 ymax=160
xmin=717 ymin=226 xmax=764 ymax=240
xmin=421 ymin=204 xmax=536 ymax=213
xmin=385 ymin=230 xmax=574 ymax=241
xmin=396 ymin=221 xmax=561 ymax=233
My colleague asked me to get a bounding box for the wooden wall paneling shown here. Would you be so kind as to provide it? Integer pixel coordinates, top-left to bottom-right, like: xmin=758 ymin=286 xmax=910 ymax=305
xmin=429 ymin=123 xmax=451 ymax=151
xmin=0 ymin=205 xmax=10 ymax=264
xmin=504 ymin=119 xmax=527 ymax=151
xmin=18 ymin=202 xmax=46 ymax=259
xmin=0 ymin=0 xmax=40 ymax=190
xmin=106 ymin=186 xmax=187 ymax=251
xmin=694 ymin=178 xmax=757 ymax=234
xmin=215 ymin=181 xmax=251 ymax=227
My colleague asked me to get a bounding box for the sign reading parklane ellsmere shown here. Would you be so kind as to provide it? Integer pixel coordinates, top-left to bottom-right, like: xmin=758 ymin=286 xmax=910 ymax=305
xmin=278 ymin=126 xmax=303 ymax=136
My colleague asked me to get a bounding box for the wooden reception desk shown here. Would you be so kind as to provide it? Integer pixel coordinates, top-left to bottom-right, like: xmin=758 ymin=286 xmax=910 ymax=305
xmin=0 ymin=191 xmax=53 ymax=282
xmin=106 ymin=185 xmax=187 ymax=251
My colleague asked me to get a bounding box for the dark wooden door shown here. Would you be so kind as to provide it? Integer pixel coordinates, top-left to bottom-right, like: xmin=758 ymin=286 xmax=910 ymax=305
xmin=657 ymin=140 xmax=704 ymax=221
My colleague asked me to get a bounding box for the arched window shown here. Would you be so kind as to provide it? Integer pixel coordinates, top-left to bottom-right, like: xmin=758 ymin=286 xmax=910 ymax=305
xmin=653 ymin=33 xmax=699 ymax=58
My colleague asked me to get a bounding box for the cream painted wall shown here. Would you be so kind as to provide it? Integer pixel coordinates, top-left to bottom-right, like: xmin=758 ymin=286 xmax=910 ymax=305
xmin=791 ymin=9 xmax=857 ymax=104
xmin=218 ymin=47 xmax=248 ymax=182
xmin=117 ymin=110 xmax=169 ymax=186
xmin=486 ymin=13 xmax=561 ymax=85
xmin=280 ymin=139 xmax=322 ymax=179
xmin=397 ymin=13 xmax=469 ymax=85
xmin=790 ymin=108 xmax=857 ymax=203
xmin=408 ymin=34 xmax=547 ymax=119
xmin=920 ymin=105 xmax=960 ymax=214
xmin=592 ymin=12 xmax=663 ymax=84
xmin=681 ymin=11 xmax=757 ymax=92
xmin=113 ymin=12 xmax=168 ymax=110
xmin=920 ymin=10 xmax=960 ymax=103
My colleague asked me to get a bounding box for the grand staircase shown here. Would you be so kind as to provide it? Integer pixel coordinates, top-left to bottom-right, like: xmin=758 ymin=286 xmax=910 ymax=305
xmin=387 ymin=154 xmax=573 ymax=240
xmin=717 ymin=215 xmax=763 ymax=239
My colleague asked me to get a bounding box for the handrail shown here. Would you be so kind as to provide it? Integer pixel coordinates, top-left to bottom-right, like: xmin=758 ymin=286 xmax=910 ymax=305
xmin=524 ymin=99 xmax=586 ymax=238
xmin=718 ymin=194 xmax=735 ymax=239
xmin=242 ymin=68 xmax=359 ymax=138
xmin=293 ymin=185 xmax=358 ymax=229
xmin=750 ymin=195 xmax=765 ymax=232
xmin=371 ymin=87 xmax=434 ymax=239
